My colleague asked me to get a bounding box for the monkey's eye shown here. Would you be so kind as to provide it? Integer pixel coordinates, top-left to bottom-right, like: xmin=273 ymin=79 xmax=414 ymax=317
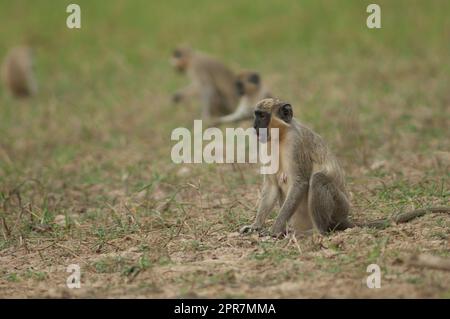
xmin=255 ymin=110 xmax=268 ymax=119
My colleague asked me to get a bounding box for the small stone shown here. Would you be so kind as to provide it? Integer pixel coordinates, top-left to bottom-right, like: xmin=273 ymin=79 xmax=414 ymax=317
xmin=370 ymin=160 xmax=386 ymax=171
xmin=54 ymin=215 xmax=66 ymax=227
xmin=177 ymin=166 xmax=191 ymax=177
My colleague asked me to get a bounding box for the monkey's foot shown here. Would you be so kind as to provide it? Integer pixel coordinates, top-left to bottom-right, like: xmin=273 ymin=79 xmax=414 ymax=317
xmin=270 ymin=231 xmax=287 ymax=239
xmin=269 ymin=225 xmax=287 ymax=239
xmin=239 ymin=224 xmax=261 ymax=234
xmin=278 ymin=172 xmax=287 ymax=184
xmin=257 ymin=229 xmax=272 ymax=237
xmin=294 ymin=229 xmax=314 ymax=238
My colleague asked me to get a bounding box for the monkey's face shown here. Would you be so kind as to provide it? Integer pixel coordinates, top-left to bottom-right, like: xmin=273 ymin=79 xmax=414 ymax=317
xmin=254 ymin=98 xmax=293 ymax=143
xmin=254 ymin=110 xmax=271 ymax=143
xmin=235 ymin=71 xmax=261 ymax=96
xmin=170 ymin=48 xmax=190 ymax=73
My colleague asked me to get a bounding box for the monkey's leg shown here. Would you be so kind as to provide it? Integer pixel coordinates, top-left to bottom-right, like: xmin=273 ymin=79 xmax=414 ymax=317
xmin=278 ymin=191 xmax=285 ymax=208
xmin=270 ymin=180 xmax=308 ymax=237
xmin=215 ymin=90 xmax=233 ymax=115
xmin=240 ymin=182 xmax=279 ymax=234
xmin=172 ymin=84 xmax=199 ymax=104
xmin=308 ymin=172 xmax=349 ymax=234
xmin=277 ymin=173 xmax=287 ymax=207
xmin=217 ymin=104 xmax=253 ymax=124
xmin=200 ymin=86 xmax=216 ymax=120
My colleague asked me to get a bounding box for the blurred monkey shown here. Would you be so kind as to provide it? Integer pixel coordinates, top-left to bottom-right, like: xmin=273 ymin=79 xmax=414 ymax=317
xmin=170 ymin=46 xmax=239 ymax=120
xmin=1 ymin=46 xmax=37 ymax=98
xmin=212 ymin=70 xmax=271 ymax=125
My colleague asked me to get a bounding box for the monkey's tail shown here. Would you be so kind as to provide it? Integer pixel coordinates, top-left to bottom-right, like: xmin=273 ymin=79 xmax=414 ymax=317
xmin=348 ymin=206 xmax=450 ymax=230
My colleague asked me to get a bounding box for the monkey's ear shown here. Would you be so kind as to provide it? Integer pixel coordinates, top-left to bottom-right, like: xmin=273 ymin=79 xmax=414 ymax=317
xmin=249 ymin=73 xmax=260 ymax=85
xmin=279 ymin=104 xmax=293 ymax=123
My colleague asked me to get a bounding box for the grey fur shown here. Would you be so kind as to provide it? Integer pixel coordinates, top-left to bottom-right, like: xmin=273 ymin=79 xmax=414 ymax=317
xmin=240 ymin=98 xmax=350 ymax=237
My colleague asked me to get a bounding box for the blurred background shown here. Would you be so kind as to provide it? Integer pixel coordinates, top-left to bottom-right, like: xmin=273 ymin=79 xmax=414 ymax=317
xmin=0 ymin=0 xmax=449 ymax=298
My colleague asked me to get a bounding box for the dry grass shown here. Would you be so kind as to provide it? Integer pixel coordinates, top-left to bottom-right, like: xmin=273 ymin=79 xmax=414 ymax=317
xmin=0 ymin=0 xmax=449 ymax=298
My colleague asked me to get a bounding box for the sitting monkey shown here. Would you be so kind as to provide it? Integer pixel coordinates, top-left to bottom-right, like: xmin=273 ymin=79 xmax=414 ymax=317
xmin=241 ymin=98 xmax=450 ymax=237
xmin=1 ymin=46 xmax=38 ymax=98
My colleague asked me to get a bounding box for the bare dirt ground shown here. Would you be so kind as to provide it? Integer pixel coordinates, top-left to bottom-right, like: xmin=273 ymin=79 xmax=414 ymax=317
xmin=0 ymin=1 xmax=449 ymax=298
xmin=1 ymin=86 xmax=448 ymax=298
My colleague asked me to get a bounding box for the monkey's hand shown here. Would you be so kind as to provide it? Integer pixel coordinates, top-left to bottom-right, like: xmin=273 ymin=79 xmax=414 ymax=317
xmin=239 ymin=223 xmax=261 ymax=235
xmin=172 ymin=92 xmax=183 ymax=104
xmin=278 ymin=172 xmax=287 ymax=185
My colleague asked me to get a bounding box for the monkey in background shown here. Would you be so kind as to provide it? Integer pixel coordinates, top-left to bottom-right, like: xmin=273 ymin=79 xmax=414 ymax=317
xmin=210 ymin=70 xmax=272 ymax=126
xmin=240 ymin=98 xmax=449 ymax=237
xmin=1 ymin=46 xmax=38 ymax=98
xmin=170 ymin=46 xmax=239 ymax=121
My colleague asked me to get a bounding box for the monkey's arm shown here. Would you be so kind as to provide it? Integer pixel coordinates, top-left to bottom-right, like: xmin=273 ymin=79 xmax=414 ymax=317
xmin=172 ymin=84 xmax=199 ymax=104
xmin=216 ymin=102 xmax=253 ymax=124
xmin=270 ymin=179 xmax=309 ymax=236
xmin=240 ymin=179 xmax=279 ymax=234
